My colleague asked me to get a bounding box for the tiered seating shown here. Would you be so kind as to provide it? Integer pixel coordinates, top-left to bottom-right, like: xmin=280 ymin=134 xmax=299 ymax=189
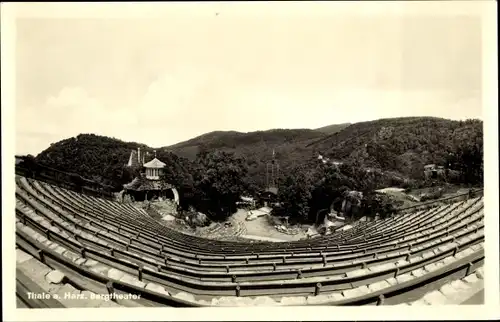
xmin=15 ymin=176 xmax=484 ymax=307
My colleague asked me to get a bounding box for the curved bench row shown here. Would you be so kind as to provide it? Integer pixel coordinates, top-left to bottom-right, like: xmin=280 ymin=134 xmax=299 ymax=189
xmin=15 ymin=176 xmax=484 ymax=304
xmin=15 ymin=213 xmax=484 ymax=305
xmin=20 ymin=176 xmax=484 ymax=263
xmin=15 ymin=194 xmax=483 ymax=286
xmin=22 ymin=176 xmax=480 ymax=259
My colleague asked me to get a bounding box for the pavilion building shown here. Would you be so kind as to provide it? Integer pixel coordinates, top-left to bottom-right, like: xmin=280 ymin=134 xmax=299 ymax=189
xmin=123 ymin=150 xmax=179 ymax=203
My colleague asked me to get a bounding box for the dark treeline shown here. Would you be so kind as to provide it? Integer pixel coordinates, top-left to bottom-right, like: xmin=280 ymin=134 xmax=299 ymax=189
xmin=26 ymin=117 xmax=483 ymax=223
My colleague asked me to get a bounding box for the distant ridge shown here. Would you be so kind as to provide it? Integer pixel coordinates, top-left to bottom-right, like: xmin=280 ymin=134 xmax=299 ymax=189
xmin=314 ymin=122 xmax=351 ymax=135
xmin=33 ymin=116 xmax=482 ymax=189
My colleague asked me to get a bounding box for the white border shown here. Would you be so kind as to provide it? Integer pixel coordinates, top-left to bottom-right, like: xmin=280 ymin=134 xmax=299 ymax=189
xmin=2 ymin=1 xmax=498 ymax=321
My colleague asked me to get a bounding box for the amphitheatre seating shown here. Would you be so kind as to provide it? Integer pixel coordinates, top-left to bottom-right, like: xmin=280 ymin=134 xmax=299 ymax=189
xmin=23 ymin=178 xmax=483 ymax=255
xmin=15 ymin=176 xmax=484 ymax=306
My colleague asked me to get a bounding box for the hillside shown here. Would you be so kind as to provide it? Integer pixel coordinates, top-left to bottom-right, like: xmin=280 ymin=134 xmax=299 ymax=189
xmin=166 ymin=129 xmax=328 ymax=188
xmin=29 ymin=117 xmax=483 ymax=191
xmin=167 ymin=129 xmax=324 ymax=160
xmin=166 ymin=117 xmax=482 ymax=186
xmin=308 ymin=117 xmax=483 ymax=179
xmin=314 ymin=122 xmax=351 ymax=135
xmin=33 ymin=133 xmax=194 ymax=189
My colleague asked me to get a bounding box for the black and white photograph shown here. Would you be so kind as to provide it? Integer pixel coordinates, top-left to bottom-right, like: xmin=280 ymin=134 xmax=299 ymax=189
xmin=2 ymin=1 xmax=498 ymax=321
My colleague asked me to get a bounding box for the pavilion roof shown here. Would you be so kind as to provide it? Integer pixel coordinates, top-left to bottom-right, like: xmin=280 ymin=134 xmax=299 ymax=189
xmin=143 ymin=158 xmax=166 ymax=169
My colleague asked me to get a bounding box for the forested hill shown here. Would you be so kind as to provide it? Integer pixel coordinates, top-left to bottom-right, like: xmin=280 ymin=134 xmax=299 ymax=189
xmin=166 ymin=129 xmax=324 ymax=160
xmin=170 ymin=129 xmax=324 ymax=148
xmin=168 ymin=125 xmax=351 ymax=160
xmin=33 ymin=134 xmax=195 ymax=189
xmin=314 ymin=122 xmax=351 ymax=135
xmin=166 ymin=117 xmax=482 ymax=185
xmin=307 ymin=117 xmax=483 ymax=179
xmin=30 ymin=117 xmax=483 ymax=190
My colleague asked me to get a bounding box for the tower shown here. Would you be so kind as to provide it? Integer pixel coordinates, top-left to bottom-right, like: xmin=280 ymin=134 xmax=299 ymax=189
xmin=266 ymin=149 xmax=279 ymax=194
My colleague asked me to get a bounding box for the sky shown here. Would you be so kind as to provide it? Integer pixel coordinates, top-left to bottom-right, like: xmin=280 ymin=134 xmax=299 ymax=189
xmin=13 ymin=2 xmax=484 ymax=155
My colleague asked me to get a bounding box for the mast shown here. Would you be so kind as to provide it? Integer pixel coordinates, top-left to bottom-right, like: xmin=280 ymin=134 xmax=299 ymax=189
xmin=266 ymin=149 xmax=279 ymax=192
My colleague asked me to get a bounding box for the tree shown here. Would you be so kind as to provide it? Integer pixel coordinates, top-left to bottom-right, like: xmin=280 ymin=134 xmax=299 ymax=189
xmin=447 ymin=139 xmax=483 ymax=185
xmin=308 ymin=164 xmax=351 ymax=220
xmin=193 ymin=151 xmax=249 ymax=220
xmin=341 ymin=190 xmax=364 ymax=220
xmin=275 ymin=160 xmax=410 ymax=224
xmin=361 ymin=192 xmax=399 ymax=219
xmin=20 ymin=155 xmax=40 ymax=178
xmin=396 ymin=152 xmax=426 ymax=180
xmin=277 ymin=165 xmax=313 ymax=222
xmin=121 ymin=166 xmax=140 ymax=185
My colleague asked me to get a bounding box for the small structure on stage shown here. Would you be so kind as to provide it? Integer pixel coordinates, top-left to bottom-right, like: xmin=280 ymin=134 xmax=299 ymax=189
xmin=123 ymin=149 xmax=179 ymax=204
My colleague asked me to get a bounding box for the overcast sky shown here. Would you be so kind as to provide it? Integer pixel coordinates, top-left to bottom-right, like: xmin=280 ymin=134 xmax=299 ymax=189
xmin=14 ymin=2 xmax=484 ymax=155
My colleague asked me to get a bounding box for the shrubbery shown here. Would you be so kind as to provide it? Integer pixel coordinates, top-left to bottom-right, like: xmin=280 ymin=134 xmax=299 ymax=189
xmin=271 ymin=162 xmax=409 ymax=224
xmin=190 ymin=150 xmax=249 ymax=221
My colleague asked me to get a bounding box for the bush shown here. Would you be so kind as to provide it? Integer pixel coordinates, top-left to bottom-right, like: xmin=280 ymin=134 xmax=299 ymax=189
xmin=192 ymin=150 xmax=249 ymax=221
xmin=361 ymin=193 xmax=399 ymax=219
